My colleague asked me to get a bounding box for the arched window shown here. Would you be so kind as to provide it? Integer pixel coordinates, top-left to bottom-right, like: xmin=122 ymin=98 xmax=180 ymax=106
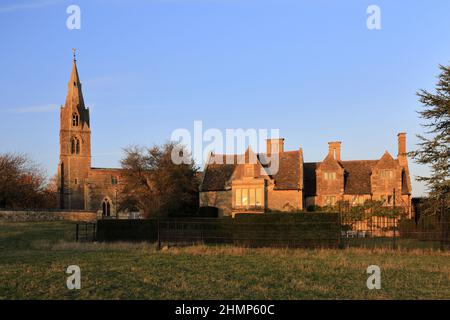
xmin=102 ymin=199 xmax=111 ymax=217
xmin=72 ymin=113 xmax=79 ymax=126
xmin=71 ymin=137 xmax=80 ymax=155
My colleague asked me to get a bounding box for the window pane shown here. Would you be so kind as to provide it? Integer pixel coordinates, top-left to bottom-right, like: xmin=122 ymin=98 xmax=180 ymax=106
xmin=236 ymin=189 xmax=242 ymax=206
xmin=249 ymin=189 xmax=256 ymax=206
xmin=242 ymin=189 xmax=248 ymax=206
xmin=256 ymin=189 xmax=263 ymax=206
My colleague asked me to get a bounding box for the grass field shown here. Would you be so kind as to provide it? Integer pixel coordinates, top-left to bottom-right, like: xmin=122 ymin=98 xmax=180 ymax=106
xmin=0 ymin=221 xmax=449 ymax=299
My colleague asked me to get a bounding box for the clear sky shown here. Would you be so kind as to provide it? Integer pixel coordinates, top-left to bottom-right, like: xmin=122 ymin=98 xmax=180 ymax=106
xmin=1 ymin=0 xmax=449 ymax=197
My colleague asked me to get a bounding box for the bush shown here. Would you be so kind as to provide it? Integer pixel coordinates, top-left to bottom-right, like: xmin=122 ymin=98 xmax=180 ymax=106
xmin=198 ymin=206 xmax=219 ymax=218
xmin=96 ymin=212 xmax=341 ymax=248
xmin=232 ymin=212 xmax=340 ymax=247
xmin=97 ymin=219 xmax=158 ymax=242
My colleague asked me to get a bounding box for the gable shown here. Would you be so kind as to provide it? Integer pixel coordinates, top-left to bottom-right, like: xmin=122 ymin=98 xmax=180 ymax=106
xmin=304 ymin=160 xmax=378 ymax=195
xmin=341 ymin=160 xmax=378 ymax=194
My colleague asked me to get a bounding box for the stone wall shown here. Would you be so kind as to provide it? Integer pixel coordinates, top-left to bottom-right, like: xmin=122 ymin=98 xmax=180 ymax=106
xmin=199 ymin=190 xmax=232 ymax=217
xmin=267 ymin=189 xmax=303 ymax=212
xmin=87 ymin=168 xmax=123 ymax=216
xmin=0 ymin=210 xmax=97 ymax=222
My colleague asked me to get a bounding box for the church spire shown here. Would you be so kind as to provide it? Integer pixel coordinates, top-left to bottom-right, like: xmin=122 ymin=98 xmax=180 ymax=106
xmin=68 ymin=48 xmax=82 ymax=91
xmin=64 ymin=48 xmax=89 ymax=126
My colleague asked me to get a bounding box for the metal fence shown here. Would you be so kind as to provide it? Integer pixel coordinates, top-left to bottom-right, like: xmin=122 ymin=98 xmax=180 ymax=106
xmin=91 ymin=213 xmax=450 ymax=250
xmin=157 ymin=218 xmax=341 ymax=248
xmin=75 ymin=222 xmax=97 ymax=242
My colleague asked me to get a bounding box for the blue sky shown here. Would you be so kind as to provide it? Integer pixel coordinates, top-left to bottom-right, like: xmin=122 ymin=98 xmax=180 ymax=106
xmin=1 ymin=0 xmax=449 ymax=197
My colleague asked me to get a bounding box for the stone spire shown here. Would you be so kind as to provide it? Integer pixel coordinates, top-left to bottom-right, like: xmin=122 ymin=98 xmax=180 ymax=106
xmin=64 ymin=48 xmax=89 ymax=127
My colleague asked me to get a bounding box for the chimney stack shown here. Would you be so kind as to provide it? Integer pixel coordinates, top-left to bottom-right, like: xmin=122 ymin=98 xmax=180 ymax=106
xmin=266 ymin=138 xmax=285 ymax=156
xmin=328 ymin=141 xmax=342 ymax=161
xmin=398 ymin=133 xmax=407 ymax=165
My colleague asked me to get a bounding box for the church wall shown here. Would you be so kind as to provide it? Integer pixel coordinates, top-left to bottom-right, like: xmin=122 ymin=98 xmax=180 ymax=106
xmin=86 ymin=169 xmax=123 ymax=217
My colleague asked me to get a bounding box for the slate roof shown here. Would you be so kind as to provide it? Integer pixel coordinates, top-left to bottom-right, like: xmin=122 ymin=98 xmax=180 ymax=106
xmin=202 ymin=154 xmax=408 ymax=195
xmin=341 ymin=160 xmax=378 ymax=195
xmin=271 ymin=151 xmax=302 ymax=190
xmin=201 ymin=151 xmax=302 ymax=191
xmin=303 ymin=160 xmax=379 ymax=195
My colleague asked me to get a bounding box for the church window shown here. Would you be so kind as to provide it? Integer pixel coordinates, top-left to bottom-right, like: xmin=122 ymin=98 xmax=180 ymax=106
xmin=71 ymin=137 xmax=80 ymax=155
xmin=72 ymin=113 xmax=79 ymax=126
xmin=102 ymin=199 xmax=111 ymax=217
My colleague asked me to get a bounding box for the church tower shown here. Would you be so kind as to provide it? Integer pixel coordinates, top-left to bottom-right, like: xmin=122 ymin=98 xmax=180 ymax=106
xmin=58 ymin=50 xmax=91 ymax=210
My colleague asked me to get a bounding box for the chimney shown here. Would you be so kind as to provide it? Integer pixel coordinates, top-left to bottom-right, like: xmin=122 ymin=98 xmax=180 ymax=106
xmin=266 ymin=138 xmax=285 ymax=156
xmin=328 ymin=141 xmax=342 ymax=161
xmin=398 ymin=133 xmax=407 ymax=165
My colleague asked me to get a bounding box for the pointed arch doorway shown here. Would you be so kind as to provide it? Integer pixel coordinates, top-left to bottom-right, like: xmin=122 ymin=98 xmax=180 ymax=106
xmin=102 ymin=198 xmax=111 ymax=217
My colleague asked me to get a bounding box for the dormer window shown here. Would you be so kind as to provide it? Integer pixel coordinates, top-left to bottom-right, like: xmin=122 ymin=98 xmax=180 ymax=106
xmin=71 ymin=137 xmax=80 ymax=155
xmin=72 ymin=113 xmax=79 ymax=126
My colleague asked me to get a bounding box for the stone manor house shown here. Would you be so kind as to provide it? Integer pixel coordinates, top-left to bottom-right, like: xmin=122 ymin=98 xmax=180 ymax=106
xmin=58 ymin=56 xmax=412 ymax=218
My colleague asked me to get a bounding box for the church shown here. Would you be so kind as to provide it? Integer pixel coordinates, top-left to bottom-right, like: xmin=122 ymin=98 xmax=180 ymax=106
xmin=58 ymin=53 xmax=123 ymax=217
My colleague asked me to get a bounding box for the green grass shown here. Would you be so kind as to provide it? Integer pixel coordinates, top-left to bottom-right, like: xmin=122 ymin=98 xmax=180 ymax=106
xmin=0 ymin=221 xmax=449 ymax=299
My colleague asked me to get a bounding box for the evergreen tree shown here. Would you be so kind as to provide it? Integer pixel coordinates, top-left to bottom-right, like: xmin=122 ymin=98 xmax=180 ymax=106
xmin=410 ymin=65 xmax=450 ymax=210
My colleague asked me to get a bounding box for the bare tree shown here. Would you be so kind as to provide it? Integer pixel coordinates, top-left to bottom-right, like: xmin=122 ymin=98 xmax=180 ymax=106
xmin=0 ymin=153 xmax=57 ymax=209
xmin=119 ymin=142 xmax=199 ymax=218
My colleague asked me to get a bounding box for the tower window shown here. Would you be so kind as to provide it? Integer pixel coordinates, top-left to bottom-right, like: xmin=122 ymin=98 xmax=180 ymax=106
xmin=102 ymin=199 xmax=111 ymax=217
xmin=71 ymin=137 xmax=80 ymax=155
xmin=72 ymin=113 xmax=79 ymax=126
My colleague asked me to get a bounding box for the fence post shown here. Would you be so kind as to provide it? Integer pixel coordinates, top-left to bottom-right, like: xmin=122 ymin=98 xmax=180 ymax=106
xmin=392 ymin=188 xmax=397 ymax=250
xmin=338 ymin=211 xmax=343 ymax=249
xmin=157 ymin=219 xmax=161 ymax=251
xmin=440 ymin=193 xmax=448 ymax=250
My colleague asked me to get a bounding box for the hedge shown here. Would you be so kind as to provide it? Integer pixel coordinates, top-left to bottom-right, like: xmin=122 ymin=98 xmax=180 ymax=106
xmin=96 ymin=212 xmax=341 ymax=248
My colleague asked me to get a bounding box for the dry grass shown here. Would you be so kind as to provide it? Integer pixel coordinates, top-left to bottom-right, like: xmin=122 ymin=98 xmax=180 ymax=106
xmin=0 ymin=221 xmax=449 ymax=300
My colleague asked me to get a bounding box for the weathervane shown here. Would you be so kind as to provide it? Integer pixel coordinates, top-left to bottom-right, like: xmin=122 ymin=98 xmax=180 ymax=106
xmin=72 ymin=48 xmax=77 ymax=61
